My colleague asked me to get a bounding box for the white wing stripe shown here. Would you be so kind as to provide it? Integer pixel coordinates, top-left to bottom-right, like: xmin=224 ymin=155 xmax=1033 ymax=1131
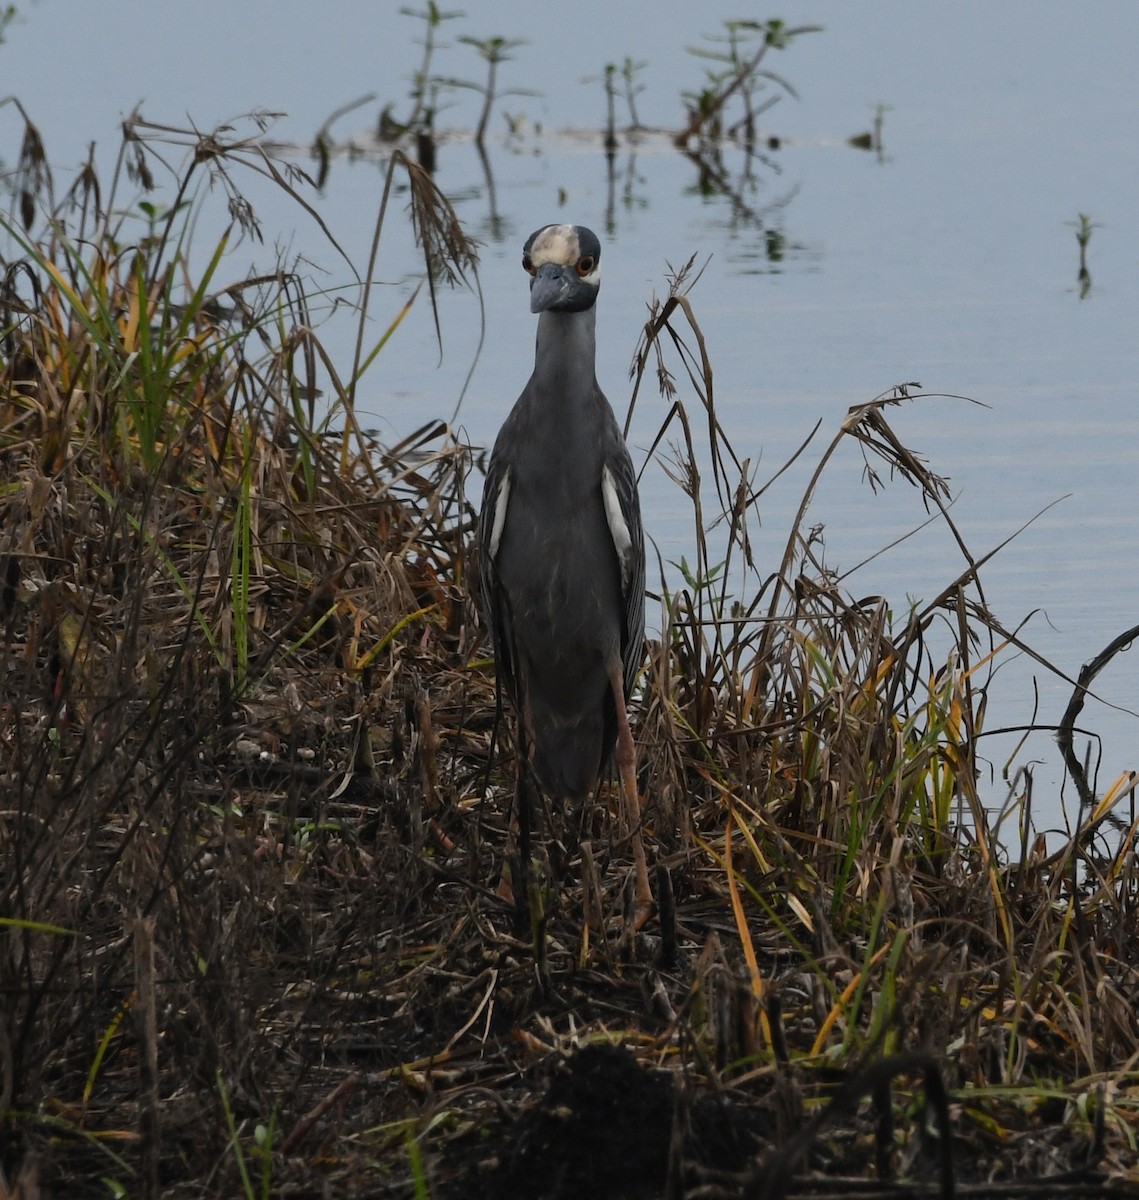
xmin=601 ymin=463 xmax=632 ymax=590
xmin=488 ymin=470 xmax=511 ymax=560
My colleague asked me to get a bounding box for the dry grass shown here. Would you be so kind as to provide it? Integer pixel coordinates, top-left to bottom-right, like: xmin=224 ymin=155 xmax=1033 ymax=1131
xmin=1 ymin=113 xmax=1138 ymax=1199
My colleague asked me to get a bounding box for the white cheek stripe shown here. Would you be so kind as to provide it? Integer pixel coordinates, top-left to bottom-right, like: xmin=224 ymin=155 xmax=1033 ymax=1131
xmin=489 ymin=470 xmax=511 ymax=560
xmin=601 ymin=464 xmax=632 ymax=589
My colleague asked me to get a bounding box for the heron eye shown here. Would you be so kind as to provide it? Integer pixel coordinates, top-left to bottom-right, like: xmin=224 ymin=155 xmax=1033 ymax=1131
xmin=576 ymin=255 xmax=595 ymax=276
xmin=523 ymin=255 xmax=536 ymax=275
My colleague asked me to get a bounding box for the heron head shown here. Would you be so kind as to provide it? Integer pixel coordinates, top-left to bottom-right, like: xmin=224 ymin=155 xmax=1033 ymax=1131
xmin=523 ymin=224 xmax=602 ymax=314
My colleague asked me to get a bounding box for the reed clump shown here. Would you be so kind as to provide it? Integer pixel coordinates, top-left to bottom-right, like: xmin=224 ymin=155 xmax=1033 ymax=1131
xmin=1 ymin=114 xmax=1137 ymax=1199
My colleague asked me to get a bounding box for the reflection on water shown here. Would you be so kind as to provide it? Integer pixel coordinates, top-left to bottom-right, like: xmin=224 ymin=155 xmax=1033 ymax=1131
xmin=1068 ymin=213 xmax=1098 ymax=300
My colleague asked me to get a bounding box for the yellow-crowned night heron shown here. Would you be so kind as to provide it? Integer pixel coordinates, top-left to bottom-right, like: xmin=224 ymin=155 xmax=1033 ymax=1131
xmin=478 ymin=223 xmax=652 ymax=924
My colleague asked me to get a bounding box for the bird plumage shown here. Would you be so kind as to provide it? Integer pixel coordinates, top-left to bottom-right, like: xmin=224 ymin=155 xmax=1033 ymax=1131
xmin=478 ymin=226 xmax=644 ymax=800
xmin=478 ymin=222 xmax=652 ymax=925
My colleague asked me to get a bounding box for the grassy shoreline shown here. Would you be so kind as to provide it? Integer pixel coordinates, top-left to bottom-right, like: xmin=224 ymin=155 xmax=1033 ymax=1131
xmin=1 ymin=113 xmax=1137 ymax=1198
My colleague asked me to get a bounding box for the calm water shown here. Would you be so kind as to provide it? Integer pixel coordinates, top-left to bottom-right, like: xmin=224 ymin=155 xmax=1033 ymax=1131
xmin=4 ymin=1 xmax=1137 ymax=832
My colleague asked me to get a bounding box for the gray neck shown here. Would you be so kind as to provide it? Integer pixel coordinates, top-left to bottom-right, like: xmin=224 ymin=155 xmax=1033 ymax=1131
xmin=531 ymin=307 xmax=598 ymax=408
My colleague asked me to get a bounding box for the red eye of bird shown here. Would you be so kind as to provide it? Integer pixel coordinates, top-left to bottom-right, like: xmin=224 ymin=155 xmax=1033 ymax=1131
xmin=523 ymin=255 xmax=535 ymax=275
xmin=576 ymin=255 xmax=595 ymax=276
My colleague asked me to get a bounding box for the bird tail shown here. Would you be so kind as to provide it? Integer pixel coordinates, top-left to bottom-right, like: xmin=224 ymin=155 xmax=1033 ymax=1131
xmin=526 ymin=697 xmax=614 ymax=803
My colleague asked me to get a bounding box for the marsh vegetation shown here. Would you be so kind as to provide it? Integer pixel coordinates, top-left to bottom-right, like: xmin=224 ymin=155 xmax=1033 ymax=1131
xmin=1 ymin=15 xmax=1138 ymax=1199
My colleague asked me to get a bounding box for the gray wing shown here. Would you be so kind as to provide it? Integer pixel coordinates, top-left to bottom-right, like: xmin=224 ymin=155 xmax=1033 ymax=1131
xmin=476 ymin=452 xmax=519 ymax=702
xmin=601 ymin=446 xmax=646 ymax=696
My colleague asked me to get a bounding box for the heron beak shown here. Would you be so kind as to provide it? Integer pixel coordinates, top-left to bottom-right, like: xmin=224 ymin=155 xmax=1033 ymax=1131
xmin=529 ymin=262 xmax=576 ymax=313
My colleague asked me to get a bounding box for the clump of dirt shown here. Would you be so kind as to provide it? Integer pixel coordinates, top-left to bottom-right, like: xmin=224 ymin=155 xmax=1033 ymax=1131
xmin=449 ymin=1043 xmax=777 ymax=1199
xmin=486 ymin=1045 xmax=676 ymax=1198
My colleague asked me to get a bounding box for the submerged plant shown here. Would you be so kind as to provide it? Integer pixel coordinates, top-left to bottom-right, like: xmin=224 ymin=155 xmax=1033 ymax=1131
xmin=676 ymin=18 xmax=822 ymax=148
xmin=395 ymin=0 xmax=465 ymax=137
xmin=1067 ymin=211 xmax=1099 ymax=299
xmin=455 ymin=34 xmax=533 ymax=145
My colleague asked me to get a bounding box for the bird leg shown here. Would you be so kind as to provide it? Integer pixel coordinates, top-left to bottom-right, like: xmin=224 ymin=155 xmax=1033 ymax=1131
xmin=513 ymin=765 xmax=535 ymax=938
xmin=609 ymin=661 xmax=653 ymax=929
